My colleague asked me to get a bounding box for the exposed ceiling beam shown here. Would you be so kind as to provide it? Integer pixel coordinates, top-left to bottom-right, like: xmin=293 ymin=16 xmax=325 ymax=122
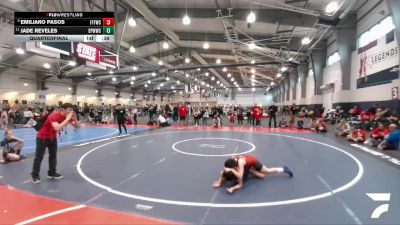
xmin=192 ymin=51 xmax=230 ymax=87
xmin=146 ymin=8 xmax=318 ymax=28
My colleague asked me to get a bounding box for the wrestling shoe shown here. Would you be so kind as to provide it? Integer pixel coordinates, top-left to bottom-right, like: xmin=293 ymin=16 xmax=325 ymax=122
xmin=48 ymin=172 xmax=63 ymax=180
xmin=283 ymin=166 xmax=293 ymax=177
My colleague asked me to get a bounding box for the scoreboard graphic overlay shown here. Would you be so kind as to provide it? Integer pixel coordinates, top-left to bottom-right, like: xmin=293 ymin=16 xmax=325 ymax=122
xmin=14 ymin=12 xmax=115 ymax=42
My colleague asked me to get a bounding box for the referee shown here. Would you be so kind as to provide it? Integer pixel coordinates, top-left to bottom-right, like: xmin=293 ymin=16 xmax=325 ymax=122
xmin=115 ymin=104 xmax=127 ymax=135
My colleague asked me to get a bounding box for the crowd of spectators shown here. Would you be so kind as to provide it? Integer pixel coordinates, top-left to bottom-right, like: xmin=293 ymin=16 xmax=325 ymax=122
xmin=1 ymin=99 xmax=399 ymax=164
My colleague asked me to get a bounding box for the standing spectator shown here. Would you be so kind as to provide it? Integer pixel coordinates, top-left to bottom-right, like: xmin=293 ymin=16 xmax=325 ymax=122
xmin=115 ymin=104 xmax=127 ymax=135
xmin=1 ymin=129 xmax=24 ymax=162
xmin=202 ymin=108 xmax=208 ymax=125
xmin=31 ymin=103 xmax=80 ymax=183
xmin=193 ymin=108 xmax=201 ymax=126
xmin=24 ymin=108 xmax=33 ymax=124
xmin=268 ymin=104 xmax=277 ymax=128
xmin=237 ymin=107 xmax=244 ymax=127
xmin=173 ymin=105 xmax=179 ymax=122
xmin=254 ymin=107 xmax=262 ymax=127
xmin=246 ymin=108 xmax=252 ymax=125
xmin=0 ymin=108 xmax=8 ymax=130
xmin=178 ymin=103 xmax=187 ymax=126
xmin=229 ymin=112 xmax=235 ymax=127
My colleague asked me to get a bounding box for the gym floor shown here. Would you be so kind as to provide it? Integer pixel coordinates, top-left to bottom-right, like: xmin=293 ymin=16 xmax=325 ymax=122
xmin=1 ymin=122 xmax=400 ymax=224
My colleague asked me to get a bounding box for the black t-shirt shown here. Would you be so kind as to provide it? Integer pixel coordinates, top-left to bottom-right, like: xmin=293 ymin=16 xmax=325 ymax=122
xmin=1 ymin=138 xmax=18 ymax=153
xmin=115 ymin=108 xmax=126 ymax=120
xmin=269 ymin=105 xmax=277 ymax=116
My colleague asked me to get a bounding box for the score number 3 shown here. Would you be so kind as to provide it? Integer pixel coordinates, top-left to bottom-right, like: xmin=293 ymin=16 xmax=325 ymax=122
xmin=102 ymin=18 xmax=115 ymax=26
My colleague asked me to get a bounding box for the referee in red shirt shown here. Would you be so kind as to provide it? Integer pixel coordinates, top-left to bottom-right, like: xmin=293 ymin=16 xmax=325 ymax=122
xmin=31 ymin=103 xmax=80 ymax=183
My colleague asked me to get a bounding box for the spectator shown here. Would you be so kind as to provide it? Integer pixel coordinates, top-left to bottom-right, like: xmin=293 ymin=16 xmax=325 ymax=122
xmin=21 ymin=117 xmax=37 ymax=128
xmin=378 ymin=124 xmax=399 ymax=150
xmin=193 ymin=108 xmax=201 ymax=126
xmin=316 ymin=119 xmax=328 ymax=132
xmin=317 ymin=106 xmax=325 ymax=118
xmin=268 ymin=104 xmax=278 ymax=128
xmin=1 ymin=129 xmax=24 ymax=162
xmin=246 ymin=109 xmax=252 ymax=125
xmin=335 ymin=119 xmax=350 ymax=136
xmin=254 ymin=107 xmax=262 ymax=127
xmin=229 ymin=111 xmax=235 ymax=127
xmin=1 ymin=108 xmax=8 ymax=130
xmin=309 ymin=119 xmax=318 ymax=132
xmin=279 ymin=117 xmax=288 ymax=128
xmin=157 ymin=114 xmax=170 ymax=127
xmin=297 ymin=110 xmax=305 ymax=129
xmin=202 ymin=108 xmax=209 ymax=125
xmin=364 ymin=123 xmax=389 ymax=147
xmin=347 ymin=128 xmax=366 ymax=143
xmin=237 ymin=107 xmax=244 ymax=127
xmin=212 ymin=114 xmax=222 ymax=128
xmin=178 ymin=103 xmax=187 ymax=126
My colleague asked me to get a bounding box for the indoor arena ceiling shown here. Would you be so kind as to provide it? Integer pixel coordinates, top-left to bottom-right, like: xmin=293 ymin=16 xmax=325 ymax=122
xmin=0 ymin=0 xmax=366 ymax=94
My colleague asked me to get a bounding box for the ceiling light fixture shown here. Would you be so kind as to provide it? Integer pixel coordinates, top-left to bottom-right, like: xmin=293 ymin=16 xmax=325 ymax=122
xmin=222 ymin=67 xmax=227 ymax=72
xmin=216 ymin=58 xmax=221 ymax=64
xmin=132 ymin=65 xmax=138 ymax=71
xmin=281 ymin=67 xmax=288 ymax=72
xmin=162 ymin=41 xmax=169 ymax=49
xmin=158 ymin=60 xmax=163 ymax=66
xmin=325 ymin=1 xmax=339 ymax=14
xmin=248 ymin=42 xmax=256 ymax=50
xmin=185 ymin=73 xmax=189 ymax=77
xmin=129 ymin=46 xmax=136 ymax=53
xmin=151 ymin=72 xmax=156 ymax=76
xmin=203 ymin=42 xmax=209 ymax=49
xmin=205 ymin=72 xmax=209 ymax=76
xmin=185 ymin=57 xmax=191 ymax=63
xmin=131 ymin=76 xmax=135 ymax=80
xmin=182 ymin=14 xmax=191 ymax=25
xmin=112 ymin=77 xmax=117 ymax=82
xmin=227 ymin=73 xmax=231 ymax=78
xmin=87 ymin=72 xmax=92 ymax=76
xmin=43 ymin=63 xmax=51 ymax=69
xmin=16 ymin=48 xmax=25 ymax=55
xmin=68 ymin=61 xmax=76 ymax=66
xmin=251 ymin=59 xmax=255 ymax=64
xmin=130 ymin=81 xmax=134 ymax=85
xmin=301 ymin=37 xmax=311 ymax=45
xmin=247 ymin=11 xmax=256 ymax=23
xmin=276 ymin=73 xmax=282 ymax=78
xmin=128 ymin=17 xmax=137 ymax=27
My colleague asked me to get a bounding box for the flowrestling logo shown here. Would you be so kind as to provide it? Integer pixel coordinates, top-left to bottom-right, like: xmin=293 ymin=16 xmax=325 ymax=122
xmin=366 ymin=193 xmax=391 ymax=219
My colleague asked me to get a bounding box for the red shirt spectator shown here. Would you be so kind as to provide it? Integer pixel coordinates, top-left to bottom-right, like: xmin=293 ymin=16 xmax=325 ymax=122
xmin=353 ymin=106 xmax=360 ymax=116
xmin=360 ymin=111 xmax=369 ymax=122
xmin=37 ymin=111 xmax=67 ymax=140
xmin=350 ymin=129 xmax=366 ymax=142
xmin=178 ymin=105 xmax=187 ymax=117
xmin=370 ymin=127 xmax=389 ymax=139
